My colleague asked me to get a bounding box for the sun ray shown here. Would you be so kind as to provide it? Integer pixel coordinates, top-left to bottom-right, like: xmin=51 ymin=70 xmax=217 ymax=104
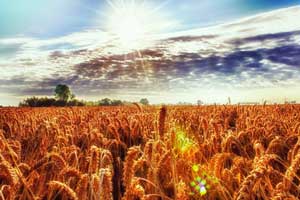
xmin=150 ymin=0 xmax=172 ymax=15
xmin=105 ymin=0 xmax=118 ymax=12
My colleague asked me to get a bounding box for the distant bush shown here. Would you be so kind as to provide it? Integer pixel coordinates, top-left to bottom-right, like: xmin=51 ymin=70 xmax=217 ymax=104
xmin=19 ymin=97 xmax=50 ymax=107
xmin=19 ymin=97 xmax=128 ymax=107
xmin=19 ymin=97 xmax=85 ymax=107
xmin=19 ymin=84 xmax=152 ymax=107
xmin=19 ymin=83 xmax=149 ymax=107
xmin=67 ymin=99 xmax=85 ymax=107
xmin=97 ymin=98 xmax=124 ymax=106
xmin=140 ymin=98 xmax=149 ymax=105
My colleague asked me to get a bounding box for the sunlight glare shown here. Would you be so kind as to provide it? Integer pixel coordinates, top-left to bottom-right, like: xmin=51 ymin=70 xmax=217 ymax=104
xmin=105 ymin=0 xmax=173 ymax=51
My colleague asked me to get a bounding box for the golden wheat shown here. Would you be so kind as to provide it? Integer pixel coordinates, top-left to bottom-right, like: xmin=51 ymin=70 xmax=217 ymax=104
xmin=0 ymin=105 xmax=299 ymax=199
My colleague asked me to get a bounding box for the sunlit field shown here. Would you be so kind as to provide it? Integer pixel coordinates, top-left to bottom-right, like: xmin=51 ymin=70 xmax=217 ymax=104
xmin=1 ymin=105 xmax=300 ymax=199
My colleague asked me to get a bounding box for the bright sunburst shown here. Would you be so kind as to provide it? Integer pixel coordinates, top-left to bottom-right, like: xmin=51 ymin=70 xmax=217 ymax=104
xmin=105 ymin=0 xmax=173 ymax=51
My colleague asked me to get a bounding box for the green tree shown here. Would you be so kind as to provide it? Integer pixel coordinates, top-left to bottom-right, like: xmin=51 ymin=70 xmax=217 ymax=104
xmin=98 ymin=98 xmax=112 ymax=106
xmin=111 ymin=100 xmax=123 ymax=106
xmin=139 ymin=98 xmax=149 ymax=105
xmin=55 ymin=84 xmax=73 ymax=102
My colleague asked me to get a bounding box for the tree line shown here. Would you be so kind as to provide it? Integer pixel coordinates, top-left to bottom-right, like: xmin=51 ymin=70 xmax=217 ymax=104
xmin=19 ymin=84 xmax=149 ymax=107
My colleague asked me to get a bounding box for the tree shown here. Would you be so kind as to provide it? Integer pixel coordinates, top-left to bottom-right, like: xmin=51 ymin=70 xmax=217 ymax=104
xmin=55 ymin=84 xmax=73 ymax=102
xmin=140 ymin=98 xmax=149 ymax=105
xmin=98 ymin=98 xmax=112 ymax=106
xmin=111 ymin=100 xmax=123 ymax=106
xmin=197 ymin=100 xmax=203 ymax=105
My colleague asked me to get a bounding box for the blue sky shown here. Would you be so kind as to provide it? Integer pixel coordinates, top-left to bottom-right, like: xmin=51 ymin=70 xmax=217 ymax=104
xmin=0 ymin=0 xmax=299 ymax=38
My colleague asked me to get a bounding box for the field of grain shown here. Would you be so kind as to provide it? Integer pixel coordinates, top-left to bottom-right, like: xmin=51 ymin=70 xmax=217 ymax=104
xmin=0 ymin=105 xmax=300 ymax=200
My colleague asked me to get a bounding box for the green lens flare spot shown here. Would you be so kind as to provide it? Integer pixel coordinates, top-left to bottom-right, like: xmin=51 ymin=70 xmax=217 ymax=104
xmin=190 ymin=181 xmax=196 ymax=187
xmin=174 ymin=130 xmax=195 ymax=153
xmin=192 ymin=164 xmax=199 ymax=172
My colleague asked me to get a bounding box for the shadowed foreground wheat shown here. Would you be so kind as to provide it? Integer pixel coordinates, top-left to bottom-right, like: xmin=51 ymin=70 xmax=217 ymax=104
xmin=0 ymin=105 xmax=300 ymax=199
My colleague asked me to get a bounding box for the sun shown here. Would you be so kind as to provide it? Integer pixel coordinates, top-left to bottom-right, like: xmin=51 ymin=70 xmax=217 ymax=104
xmin=104 ymin=0 xmax=173 ymax=51
xmin=109 ymin=9 xmax=145 ymax=47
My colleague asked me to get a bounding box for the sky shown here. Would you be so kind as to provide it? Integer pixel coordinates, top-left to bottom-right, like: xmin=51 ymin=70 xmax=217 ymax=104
xmin=1 ymin=0 xmax=299 ymax=38
xmin=0 ymin=0 xmax=300 ymax=105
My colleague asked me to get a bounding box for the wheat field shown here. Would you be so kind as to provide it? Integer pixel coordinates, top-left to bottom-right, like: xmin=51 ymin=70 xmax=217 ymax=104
xmin=0 ymin=105 xmax=300 ymax=200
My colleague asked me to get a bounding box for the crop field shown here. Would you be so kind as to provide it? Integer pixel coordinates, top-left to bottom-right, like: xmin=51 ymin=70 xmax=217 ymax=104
xmin=0 ymin=105 xmax=300 ymax=200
